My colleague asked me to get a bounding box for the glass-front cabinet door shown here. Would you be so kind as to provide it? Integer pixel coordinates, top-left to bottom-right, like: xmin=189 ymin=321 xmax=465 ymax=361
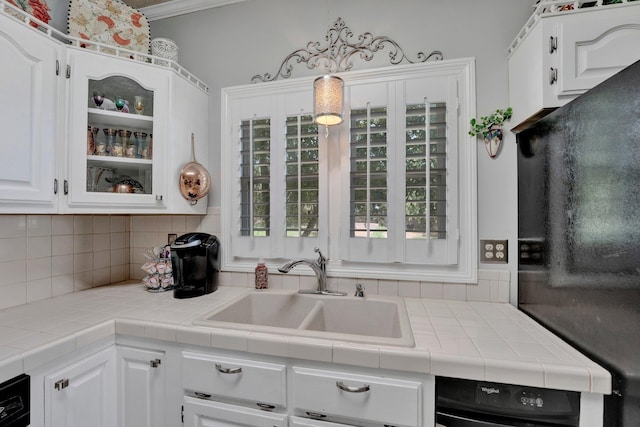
xmin=65 ymin=49 xmax=169 ymax=212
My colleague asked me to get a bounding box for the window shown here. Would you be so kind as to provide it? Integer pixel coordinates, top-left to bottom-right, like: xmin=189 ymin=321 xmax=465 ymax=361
xmin=240 ymin=118 xmax=271 ymax=237
xmin=222 ymin=60 xmax=477 ymax=282
xmin=350 ymin=106 xmax=389 ymax=239
xmin=285 ymin=114 xmax=319 ymax=238
xmin=405 ymin=102 xmax=447 ymax=240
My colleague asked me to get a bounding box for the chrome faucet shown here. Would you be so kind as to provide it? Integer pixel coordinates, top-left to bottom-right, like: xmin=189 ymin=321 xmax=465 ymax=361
xmin=278 ymin=248 xmax=346 ymax=296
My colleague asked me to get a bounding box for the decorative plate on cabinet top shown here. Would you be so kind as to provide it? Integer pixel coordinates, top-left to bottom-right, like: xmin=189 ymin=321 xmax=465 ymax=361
xmin=5 ymin=0 xmax=51 ymax=27
xmin=67 ymin=0 xmax=150 ymax=57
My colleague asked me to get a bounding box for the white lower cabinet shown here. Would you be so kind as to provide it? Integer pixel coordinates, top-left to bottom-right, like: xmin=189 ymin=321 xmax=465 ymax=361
xmin=290 ymin=416 xmax=358 ymax=427
xmin=116 ymin=345 xmax=166 ymax=427
xmin=182 ymin=396 xmax=288 ymax=427
xmin=44 ymin=346 xmax=116 ymax=427
xmin=29 ymin=339 xmax=435 ymax=427
xmin=181 ymin=351 xmax=287 ymax=410
xmin=292 ymin=367 xmax=423 ymax=427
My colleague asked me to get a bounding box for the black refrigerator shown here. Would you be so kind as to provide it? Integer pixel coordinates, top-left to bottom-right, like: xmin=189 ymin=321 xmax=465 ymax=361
xmin=517 ymin=60 xmax=640 ymax=426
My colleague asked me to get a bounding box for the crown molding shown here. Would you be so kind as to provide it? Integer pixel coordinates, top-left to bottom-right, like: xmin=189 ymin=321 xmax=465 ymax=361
xmin=140 ymin=0 xmax=246 ymax=21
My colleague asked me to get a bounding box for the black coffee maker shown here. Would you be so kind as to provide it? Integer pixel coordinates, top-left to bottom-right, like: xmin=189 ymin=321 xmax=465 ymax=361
xmin=170 ymin=232 xmax=220 ymax=299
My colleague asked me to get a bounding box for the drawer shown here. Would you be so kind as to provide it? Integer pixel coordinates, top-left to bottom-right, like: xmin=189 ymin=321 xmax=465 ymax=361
xmin=290 ymin=415 xmax=359 ymax=426
xmin=292 ymin=367 xmax=422 ymax=427
xmin=183 ymin=396 xmax=288 ymax=427
xmin=181 ymin=351 xmax=286 ymax=408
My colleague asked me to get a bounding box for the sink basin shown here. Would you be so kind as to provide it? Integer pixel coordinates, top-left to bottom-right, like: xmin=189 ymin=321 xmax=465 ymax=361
xmin=193 ymin=290 xmax=414 ymax=347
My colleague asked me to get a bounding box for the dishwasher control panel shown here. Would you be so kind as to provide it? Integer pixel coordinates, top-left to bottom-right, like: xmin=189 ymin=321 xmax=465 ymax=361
xmin=436 ymin=376 xmax=580 ymax=426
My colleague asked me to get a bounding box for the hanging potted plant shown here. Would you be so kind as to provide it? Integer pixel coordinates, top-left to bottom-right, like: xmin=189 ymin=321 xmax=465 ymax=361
xmin=468 ymin=107 xmax=513 ymax=158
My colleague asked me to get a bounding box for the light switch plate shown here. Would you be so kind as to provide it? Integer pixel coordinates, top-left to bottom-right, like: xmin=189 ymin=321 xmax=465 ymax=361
xmin=480 ymin=239 xmax=508 ymax=263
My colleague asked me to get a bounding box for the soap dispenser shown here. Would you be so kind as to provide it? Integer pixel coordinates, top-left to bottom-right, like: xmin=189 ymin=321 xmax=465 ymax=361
xmin=255 ymin=258 xmax=268 ymax=289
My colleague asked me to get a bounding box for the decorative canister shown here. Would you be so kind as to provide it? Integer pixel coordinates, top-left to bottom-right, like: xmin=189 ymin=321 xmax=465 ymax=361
xmin=151 ymin=38 xmax=178 ymax=66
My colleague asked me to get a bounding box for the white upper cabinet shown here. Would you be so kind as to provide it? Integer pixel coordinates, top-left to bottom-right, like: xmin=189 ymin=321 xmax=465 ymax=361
xmin=508 ymin=3 xmax=640 ymax=131
xmin=0 ymin=13 xmax=61 ymax=212
xmin=64 ymin=48 xmax=170 ymax=212
xmin=164 ymin=72 xmax=210 ymax=214
xmin=0 ymin=7 xmax=209 ymax=214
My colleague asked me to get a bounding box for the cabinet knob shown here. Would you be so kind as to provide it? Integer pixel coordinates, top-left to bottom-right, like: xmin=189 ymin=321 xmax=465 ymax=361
xmin=150 ymin=358 xmax=161 ymax=368
xmin=54 ymin=378 xmax=69 ymax=391
xmin=549 ymin=67 xmax=558 ymax=85
xmin=155 ymin=195 xmax=163 ymax=201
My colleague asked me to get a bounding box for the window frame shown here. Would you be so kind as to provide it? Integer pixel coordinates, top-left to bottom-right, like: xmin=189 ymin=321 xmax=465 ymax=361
xmin=221 ymin=58 xmax=477 ymax=283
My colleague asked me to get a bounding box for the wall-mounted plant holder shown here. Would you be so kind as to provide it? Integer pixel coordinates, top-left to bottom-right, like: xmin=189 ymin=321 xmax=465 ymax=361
xmin=484 ymin=125 xmax=503 ymax=158
xmin=469 ymin=107 xmax=512 ymax=159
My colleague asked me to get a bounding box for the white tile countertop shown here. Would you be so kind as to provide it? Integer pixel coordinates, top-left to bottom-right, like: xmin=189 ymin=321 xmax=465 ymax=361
xmin=0 ymin=282 xmax=611 ymax=395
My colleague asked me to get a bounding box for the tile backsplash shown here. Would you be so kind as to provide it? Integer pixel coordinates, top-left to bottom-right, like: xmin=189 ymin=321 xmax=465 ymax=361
xmin=0 ymin=210 xmax=509 ymax=310
xmin=0 ymin=215 xmax=129 ymax=309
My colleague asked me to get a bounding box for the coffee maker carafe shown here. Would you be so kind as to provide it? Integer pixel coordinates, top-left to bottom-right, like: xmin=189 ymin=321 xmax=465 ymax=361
xmin=170 ymin=232 xmax=219 ymax=299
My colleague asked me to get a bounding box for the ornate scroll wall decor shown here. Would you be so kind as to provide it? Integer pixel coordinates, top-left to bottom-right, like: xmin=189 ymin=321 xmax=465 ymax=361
xmin=251 ymin=17 xmax=443 ymax=83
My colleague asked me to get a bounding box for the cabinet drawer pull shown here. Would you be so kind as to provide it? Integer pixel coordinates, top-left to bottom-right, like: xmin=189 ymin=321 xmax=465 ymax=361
xmin=336 ymin=381 xmax=370 ymax=393
xmin=215 ymin=363 xmax=242 ymax=374
xmin=150 ymin=358 xmax=161 ymax=368
xmin=54 ymin=378 xmax=69 ymax=391
xmin=256 ymin=402 xmax=275 ymax=410
xmin=194 ymin=391 xmax=211 ymax=399
xmin=306 ymin=412 xmax=327 ymax=418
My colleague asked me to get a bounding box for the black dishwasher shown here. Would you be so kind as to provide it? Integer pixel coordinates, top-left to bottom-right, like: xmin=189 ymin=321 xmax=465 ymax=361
xmin=436 ymin=377 xmax=580 ymax=427
xmin=0 ymin=374 xmax=30 ymax=427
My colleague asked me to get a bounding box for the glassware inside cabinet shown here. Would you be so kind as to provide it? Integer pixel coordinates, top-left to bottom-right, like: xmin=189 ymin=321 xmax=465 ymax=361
xmin=86 ymin=76 xmax=154 ymax=195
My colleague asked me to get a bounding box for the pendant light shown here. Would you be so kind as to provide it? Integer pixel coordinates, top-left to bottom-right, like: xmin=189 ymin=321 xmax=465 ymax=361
xmin=313 ymin=75 xmax=344 ymax=126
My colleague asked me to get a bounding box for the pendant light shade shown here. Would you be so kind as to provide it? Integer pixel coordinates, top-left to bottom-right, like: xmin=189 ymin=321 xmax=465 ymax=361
xmin=313 ymin=75 xmax=344 ymax=126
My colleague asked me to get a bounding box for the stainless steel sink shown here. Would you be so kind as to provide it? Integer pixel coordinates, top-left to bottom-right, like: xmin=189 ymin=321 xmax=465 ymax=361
xmin=193 ymin=290 xmax=415 ymax=347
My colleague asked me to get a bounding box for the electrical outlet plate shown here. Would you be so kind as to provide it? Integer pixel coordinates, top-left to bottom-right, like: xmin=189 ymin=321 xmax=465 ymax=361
xmin=480 ymin=239 xmax=508 ymax=264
